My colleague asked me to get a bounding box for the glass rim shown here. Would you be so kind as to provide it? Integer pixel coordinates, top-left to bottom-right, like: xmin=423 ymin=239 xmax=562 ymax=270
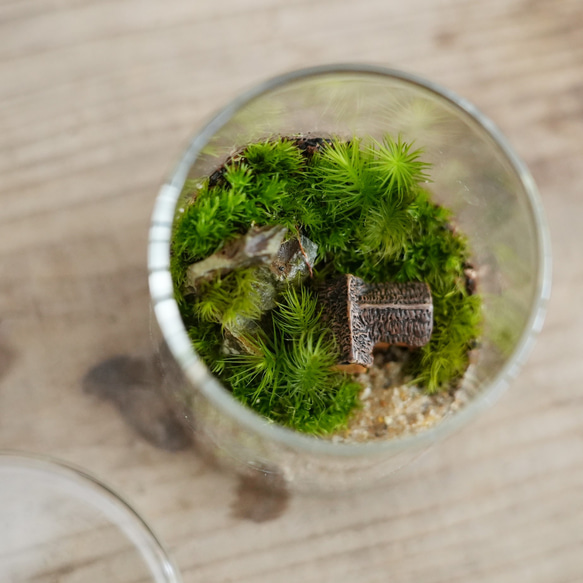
xmin=0 ymin=450 xmax=181 ymax=583
xmin=148 ymin=63 xmax=552 ymax=458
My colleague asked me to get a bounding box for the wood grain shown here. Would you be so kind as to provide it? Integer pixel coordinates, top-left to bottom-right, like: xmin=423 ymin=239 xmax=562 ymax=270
xmin=1 ymin=0 xmax=583 ymax=581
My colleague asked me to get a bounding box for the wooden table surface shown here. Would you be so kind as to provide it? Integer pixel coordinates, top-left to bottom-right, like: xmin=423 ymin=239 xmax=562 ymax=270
xmin=1 ymin=1 xmax=582 ymax=581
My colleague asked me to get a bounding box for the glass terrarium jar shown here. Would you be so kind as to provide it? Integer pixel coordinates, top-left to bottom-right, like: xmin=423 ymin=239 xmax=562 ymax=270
xmin=148 ymin=64 xmax=551 ymax=493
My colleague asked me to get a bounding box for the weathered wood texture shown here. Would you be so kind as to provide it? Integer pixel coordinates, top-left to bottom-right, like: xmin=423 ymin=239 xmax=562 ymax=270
xmin=1 ymin=0 xmax=582 ymax=581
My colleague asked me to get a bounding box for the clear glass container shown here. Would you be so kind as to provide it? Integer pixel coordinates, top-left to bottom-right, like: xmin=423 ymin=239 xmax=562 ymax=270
xmin=148 ymin=64 xmax=551 ymax=493
xmin=0 ymin=452 xmax=181 ymax=582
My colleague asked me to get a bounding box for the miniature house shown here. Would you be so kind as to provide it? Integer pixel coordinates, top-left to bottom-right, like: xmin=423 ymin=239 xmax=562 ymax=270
xmin=320 ymin=274 xmax=433 ymax=366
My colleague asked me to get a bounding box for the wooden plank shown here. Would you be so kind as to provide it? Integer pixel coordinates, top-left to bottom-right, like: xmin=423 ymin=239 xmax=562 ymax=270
xmin=1 ymin=0 xmax=582 ymax=581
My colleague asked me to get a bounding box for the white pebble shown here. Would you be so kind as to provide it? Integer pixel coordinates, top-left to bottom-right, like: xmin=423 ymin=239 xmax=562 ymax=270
xmin=360 ymin=386 xmax=372 ymax=400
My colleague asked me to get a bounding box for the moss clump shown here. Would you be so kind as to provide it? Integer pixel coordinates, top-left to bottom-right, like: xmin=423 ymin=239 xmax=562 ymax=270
xmin=171 ymin=135 xmax=482 ymax=434
xmin=227 ymin=288 xmax=361 ymax=434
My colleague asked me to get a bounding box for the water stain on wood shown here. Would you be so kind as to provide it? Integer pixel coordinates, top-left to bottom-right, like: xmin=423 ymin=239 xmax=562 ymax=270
xmin=433 ymin=30 xmax=458 ymax=48
xmin=82 ymin=354 xmax=192 ymax=452
xmin=231 ymin=470 xmax=290 ymax=523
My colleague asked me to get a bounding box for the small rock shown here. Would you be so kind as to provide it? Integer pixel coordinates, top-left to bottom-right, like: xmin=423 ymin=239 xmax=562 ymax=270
xmin=186 ymin=225 xmax=288 ymax=286
xmin=372 ymin=421 xmax=388 ymax=437
xmin=270 ymin=234 xmax=317 ymax=284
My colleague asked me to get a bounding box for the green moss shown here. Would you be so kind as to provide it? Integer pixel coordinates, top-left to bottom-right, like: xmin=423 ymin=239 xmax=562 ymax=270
xmin=243 ymin=136 xmax=305 ymax=175
xmin=413 ymin=291 xmax=481 ymax=393
xmin=192 ymin=268 xmax=265 ymax=331
xmin=170 ymin=135 xmax=482 ymax=434
xmin=225 ymin=288 xmax=361 ymax=434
